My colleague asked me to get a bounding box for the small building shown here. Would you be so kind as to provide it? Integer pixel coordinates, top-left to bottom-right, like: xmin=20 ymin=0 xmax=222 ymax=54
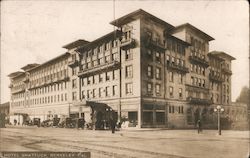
xmin=0 ymin=102 xmax=10 ymax=126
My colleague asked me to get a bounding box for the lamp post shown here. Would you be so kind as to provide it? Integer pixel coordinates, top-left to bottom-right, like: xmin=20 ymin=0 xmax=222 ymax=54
xmin=214 ymin=105 xmax=224 ymax=135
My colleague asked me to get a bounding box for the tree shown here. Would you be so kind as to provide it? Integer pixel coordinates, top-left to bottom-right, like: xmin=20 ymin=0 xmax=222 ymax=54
xmin=236 ymin=86 xmax=250 ymax=106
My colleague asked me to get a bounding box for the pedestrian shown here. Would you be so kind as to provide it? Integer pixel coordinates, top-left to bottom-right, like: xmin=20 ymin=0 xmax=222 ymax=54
xmin=110 ymin=118 xmax=115 ymax=134
xmin=14 ymin=119 xmax=17 ymax=126
xmin=197 ymin=119 xmax=202 ymax=134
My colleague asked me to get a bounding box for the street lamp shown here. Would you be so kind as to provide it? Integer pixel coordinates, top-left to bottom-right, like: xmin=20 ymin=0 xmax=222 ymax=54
xmin=214 ymin=105 xmax=224 ymax=135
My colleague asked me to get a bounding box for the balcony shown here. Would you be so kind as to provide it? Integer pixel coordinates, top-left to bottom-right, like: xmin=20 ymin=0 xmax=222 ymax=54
xmin=45 ymin=78 xmax=52 ymax=84
xmin=166 ymin=63 xmax=189 ymax=73
xmin=187 ymin=97 xmax=212 ymax=105
xmin=120 ymin=38 xmax=136 ymax=50
xmin=22 ymin=77 xmax=29 ymax=83
xmin=221 ymin=67 xmax=232 ymax=75
xmin=146 ymin=39 xmax=166 ymax=52
xmin=11 ymin=87 xmax=25 ymax=94
xmin=57 ymin=76 xmax=70 ymax=82
xmin=189 ymin=55 xmax=209 ymax=67
xmin=68 ymin=59 xmax=79 ymax=68
xmin=209 ymin=73 xmax=224 ymax=82
xmin=8 ymin=84 xmax=13 ymax=88
xmin=78 ymin=60 xmax=120 ymax=77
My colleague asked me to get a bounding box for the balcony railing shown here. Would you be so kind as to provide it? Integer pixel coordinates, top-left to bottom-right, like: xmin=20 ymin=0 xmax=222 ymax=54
xmin=11 ymin=87 xmax=25 ymax=94
xmin=221 ymin=67 xmax=232 ymax=75
xmin=189 ymin=55 xmax=209 ymax=67
xmin=120 ymin=38 xmax=136 ymax=50
xmin=166 ymin=63 xmax=189 ymax=73
xmin=78 ymin=60 xmax=120 ymax=77
xmin=146 ymin=39 xmax=166 ymax=52
xmin=187 ymin=97 xmax=212 ymax=105
xmin=209 ymin=73 xmax=224 ymax=82
xmin=68 ymin=59 xmax=79 ymax=67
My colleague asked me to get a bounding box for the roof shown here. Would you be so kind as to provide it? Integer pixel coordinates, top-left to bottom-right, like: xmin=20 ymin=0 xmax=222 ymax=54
xmin=21 ymin=63 xmax=40 ymax=71
xmin=209 ymin=51 xmax=236 ymax=60
xmin=110 ymin=9 xmax=174 ymax=30
xmin=172 ymin=23 xmax=215 ymax=41
xmin=62 ymin=39 xmax=90 ymax=49
xmin=8 ymin=52 xmax=70 ymax=79
xmin=28 ymin=52 xmax=70 ymax=72
xmin=166 ymin=34 xmax=191 ymax=46
xmin=8 ymin=71 xmax=25 ymax=78
xmin=77 ymin=30 xmax=123 ymax=52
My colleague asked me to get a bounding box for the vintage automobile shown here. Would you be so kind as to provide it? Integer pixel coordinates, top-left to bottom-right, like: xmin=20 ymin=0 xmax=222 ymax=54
xmin=41 ymin=119 xmax=53 ymax=127
xmin=33 ymin=118 xmax=41 ymax=127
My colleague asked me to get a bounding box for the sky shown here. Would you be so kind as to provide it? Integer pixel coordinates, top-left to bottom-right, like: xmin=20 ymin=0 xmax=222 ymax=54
xmin=1 ymin=0 xmax=249 ymax=103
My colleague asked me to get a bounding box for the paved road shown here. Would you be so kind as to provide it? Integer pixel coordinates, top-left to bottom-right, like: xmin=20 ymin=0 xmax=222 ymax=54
xmin=0 ymin=126 xmax=249 ymax=158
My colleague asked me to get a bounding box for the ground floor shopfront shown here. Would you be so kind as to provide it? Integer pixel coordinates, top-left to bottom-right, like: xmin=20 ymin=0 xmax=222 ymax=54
xmin=8 ymin=99 xmax=248 ymax=129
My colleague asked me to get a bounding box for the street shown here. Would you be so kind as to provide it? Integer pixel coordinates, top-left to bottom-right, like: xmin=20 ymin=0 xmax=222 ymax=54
xmin=0 ymin=126 xmax=249 ymax=158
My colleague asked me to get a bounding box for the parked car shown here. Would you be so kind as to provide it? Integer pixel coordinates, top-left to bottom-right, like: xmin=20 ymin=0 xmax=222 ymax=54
xmin=33 ymin=118 xmax=41 ymax=127
xmin=41 ymin=119 xmax=53 ymax=127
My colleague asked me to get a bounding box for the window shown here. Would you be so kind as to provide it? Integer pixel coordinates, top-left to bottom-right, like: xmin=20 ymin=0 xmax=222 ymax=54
xmin=99 ymin=88 xmax=103 ymax=97
xmin=156 ymin=84 xmax=160 ymax=95
xmin=87 ymin=90 xmax=90 ymax=99
xmin=112 ymin=53 xmax=118 ymax=61
xmin=93 ymin=76 xmax=95 ymax=84
xmin=169 ymin=87 xmax=174 ymax=97
xmin=194 ymin=77 xmax=197 ymax=86
xmin=178 ymin=73 xmax=183 ymax=84
xmin=179 ymin=88 xmax=183 ymax=98
xmin=72 ymin=92 xmax=77 ymax=101
xmin=147 ymin=83 xmax=153 ymax=94
xmin=93 ymin=89 xmax=96 ymax=98
xmin=126 ymin=83 xmax=133 ymax=95
xmin=98 ymin=58 xmax=104 ymax=65
xmin=201 ymin=67 xmax=205 ymax=75
xmin=125 ymin=65 xmax=133 ymax=78
xmin=99 ymin=74 xmax=103 ymax=82
xmin=93 ymin=60 xmax=98 ymax=67
xmin=202 ymin=79 xmax=205 ymax=88
xmin=155 ymin=52 xmax=161 ymax=63
xmin=190 ymin=64 xmax=193 ymax=71
xmin=147 ymin=49 xmax=153 ymax=59
xmin=113 ymin=85 xmax=117 ymax=96
xmin=169 ymin=71 xmax=173 ymax=82
xmin=147 ymin=65 xmax=153 ymax=78
xmin=156 ymin=67 xmax=161 ymax=79
xmin=72 ymin=67 xmax=77 ymax=75
xmin=105 ymin=56 xmax=110 ymax=63
xmin=169 ymin=106 xmax=175 ymax=113
xmin=81 ymin=91 xmax=85 ymax=99
xmin=125 ymin=49 xmax=133 ymax=60
xmin=87 ymin=77 xmax=91 ymax=85
xmin=105 ymin=86 xmax=111 ymax=97
xmin=65 ymin=93 xmax=67 ymax=101
xmin=198 ymin=78 xmax=201 ymax=87
xmin=72 ymin=79 xmax=77 ymax=88
xmin=178 ymin=106 xmax=184 ymax=114
xmin=216 ymin=94 xmax=219 ymax=103
xmin=106 ymin=72 xmax=111 ymax=81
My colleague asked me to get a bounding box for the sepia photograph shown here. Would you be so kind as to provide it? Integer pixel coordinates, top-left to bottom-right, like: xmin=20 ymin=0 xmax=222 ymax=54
xmin=0 ymin=1 xmax=249 ymax=158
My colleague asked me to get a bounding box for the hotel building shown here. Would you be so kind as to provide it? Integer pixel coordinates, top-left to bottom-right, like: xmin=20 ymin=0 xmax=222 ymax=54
xmin=8 ymin=9 xmax=244 ymax=128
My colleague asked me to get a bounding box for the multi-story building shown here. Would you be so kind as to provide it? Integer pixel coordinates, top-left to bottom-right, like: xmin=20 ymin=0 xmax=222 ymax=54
xmin=8 ymin=9 xmax=245 ymax=128
xmin=8 ymin=54 xmax=70 ymax=124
